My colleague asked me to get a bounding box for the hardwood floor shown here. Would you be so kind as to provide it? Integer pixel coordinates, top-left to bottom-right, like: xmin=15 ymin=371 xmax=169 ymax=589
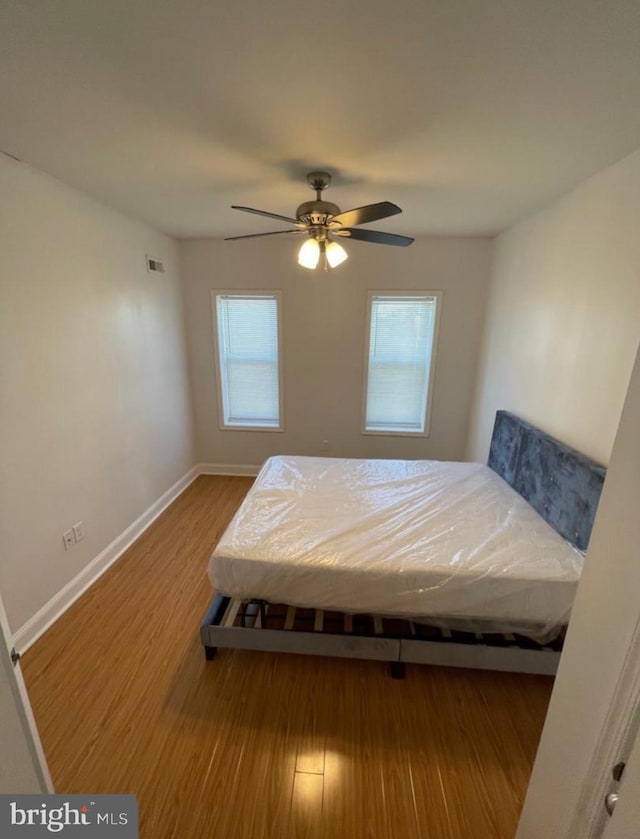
xmin=22 ymin=475 xmax=553 ymax=839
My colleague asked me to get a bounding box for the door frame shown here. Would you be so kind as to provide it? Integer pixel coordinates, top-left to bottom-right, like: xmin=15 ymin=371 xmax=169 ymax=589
xmin=570 ymin=617 xmax=640 ymax=837
xmin=0 ymin=591 xmax=53 ymax=793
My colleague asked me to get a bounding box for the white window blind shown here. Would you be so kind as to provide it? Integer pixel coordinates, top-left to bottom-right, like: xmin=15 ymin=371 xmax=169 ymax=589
xmin=215 ymin=294 xmax=281 ymax=429
xmin=364 ymin=294 xmax=438 ymax=434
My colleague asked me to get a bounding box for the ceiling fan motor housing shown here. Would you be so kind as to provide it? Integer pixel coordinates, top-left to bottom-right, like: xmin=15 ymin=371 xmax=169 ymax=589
xmin=296 ymin=199 xmax=341 ymax=227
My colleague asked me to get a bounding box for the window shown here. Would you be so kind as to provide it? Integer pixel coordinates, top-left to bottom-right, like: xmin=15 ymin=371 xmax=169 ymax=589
xmin=213 ymin=292 xmax=283 ymax=430
xmin=363 ymin=292 xmax=440 ymax=435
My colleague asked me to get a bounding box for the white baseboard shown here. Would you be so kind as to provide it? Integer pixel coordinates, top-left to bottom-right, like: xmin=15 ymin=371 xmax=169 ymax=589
xmin=14 ymin=465 xmax=200 ymax=654
xmin=198 ymin=462 xmax=261 ymax=477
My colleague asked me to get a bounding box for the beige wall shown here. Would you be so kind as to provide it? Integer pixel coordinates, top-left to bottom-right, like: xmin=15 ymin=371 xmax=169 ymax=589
xmin=0 ymin=156 xmax=196 ymax=633
xmin=181 ymin=236 xmax=492 ymax=466
xmin=467 ymin=149 xmax=640 ymax=466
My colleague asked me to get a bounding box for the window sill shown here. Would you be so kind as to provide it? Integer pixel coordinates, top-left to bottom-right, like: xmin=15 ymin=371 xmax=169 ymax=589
xmin=219 ymin=424 xmax=284 ymax=433
xmin=361 ymin=428 xmax=431 ymax=438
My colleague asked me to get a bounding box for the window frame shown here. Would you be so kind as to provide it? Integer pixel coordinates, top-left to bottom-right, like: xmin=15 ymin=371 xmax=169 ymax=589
xmin=211 ymin=289 xmax=284 ymax=433
xmin=361 ymin=290 xmax=442 ymax=438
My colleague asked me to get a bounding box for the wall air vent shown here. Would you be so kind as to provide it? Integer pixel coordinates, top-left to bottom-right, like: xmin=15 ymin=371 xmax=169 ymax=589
xmin=146 ymin=255 xmax=165 ymax=273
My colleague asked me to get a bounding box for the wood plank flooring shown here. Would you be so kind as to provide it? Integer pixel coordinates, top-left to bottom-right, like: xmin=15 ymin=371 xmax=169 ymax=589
xmin=21 ymin=475 xmax=553 ymax=839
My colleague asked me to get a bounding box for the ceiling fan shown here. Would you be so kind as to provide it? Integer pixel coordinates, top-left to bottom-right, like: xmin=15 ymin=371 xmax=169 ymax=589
xmin=225 ymin=171 xmax=414 ymax=270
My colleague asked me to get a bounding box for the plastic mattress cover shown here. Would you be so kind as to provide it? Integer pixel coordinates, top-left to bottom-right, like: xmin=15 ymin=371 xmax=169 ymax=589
xmin=208 ymin=456 xmax=585 ymax=642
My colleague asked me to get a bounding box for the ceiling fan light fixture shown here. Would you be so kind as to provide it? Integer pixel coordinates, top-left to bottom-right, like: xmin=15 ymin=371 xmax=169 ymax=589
xmin=325 ymin=240 xmax=348 ymax=268
xmin=298 ymin=237 xmax=320 ymax=269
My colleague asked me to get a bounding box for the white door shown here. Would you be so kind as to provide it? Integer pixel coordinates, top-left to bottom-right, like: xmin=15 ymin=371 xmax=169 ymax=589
xmin=0 ymin=592 xmax=52 ymax=793
xmin=603 ymin=726 xmax=640 ymax=838
xmin=516 ymin=342 xmax=640 ymax=839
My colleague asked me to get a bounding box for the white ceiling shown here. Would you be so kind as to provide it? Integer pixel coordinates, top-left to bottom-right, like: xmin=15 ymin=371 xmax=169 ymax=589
xmin=2 ymin=0 xmax=640 ymax=238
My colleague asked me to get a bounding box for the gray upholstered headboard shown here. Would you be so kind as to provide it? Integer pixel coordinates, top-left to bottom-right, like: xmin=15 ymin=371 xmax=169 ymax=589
xmin=488 ymin=411 xmax=606 ymax=551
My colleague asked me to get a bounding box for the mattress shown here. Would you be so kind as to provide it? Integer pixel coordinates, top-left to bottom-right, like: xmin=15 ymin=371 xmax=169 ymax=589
xmin=208 ymin=456 xmax=585 ymax=641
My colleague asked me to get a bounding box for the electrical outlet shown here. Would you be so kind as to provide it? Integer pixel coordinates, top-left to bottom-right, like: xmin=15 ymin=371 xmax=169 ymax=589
xmin=321 ymin=440 xmax=330 ymax=451
xmin=72 ymin=521 xmax=85 ymax=542
xmin=63 ymin=530 xmax=74 ymax=551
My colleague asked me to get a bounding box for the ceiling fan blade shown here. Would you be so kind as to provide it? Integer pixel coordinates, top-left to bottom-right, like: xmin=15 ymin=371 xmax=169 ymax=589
xmin=231 ymin=205 xmax=303 ymax=225
xmin=329 ymin=201 xmax=402 ymax=228
xmin=336 ymin=228 xmax=414 ymax=247
xmin=224 ymin=229 xmax=306 ymax=240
